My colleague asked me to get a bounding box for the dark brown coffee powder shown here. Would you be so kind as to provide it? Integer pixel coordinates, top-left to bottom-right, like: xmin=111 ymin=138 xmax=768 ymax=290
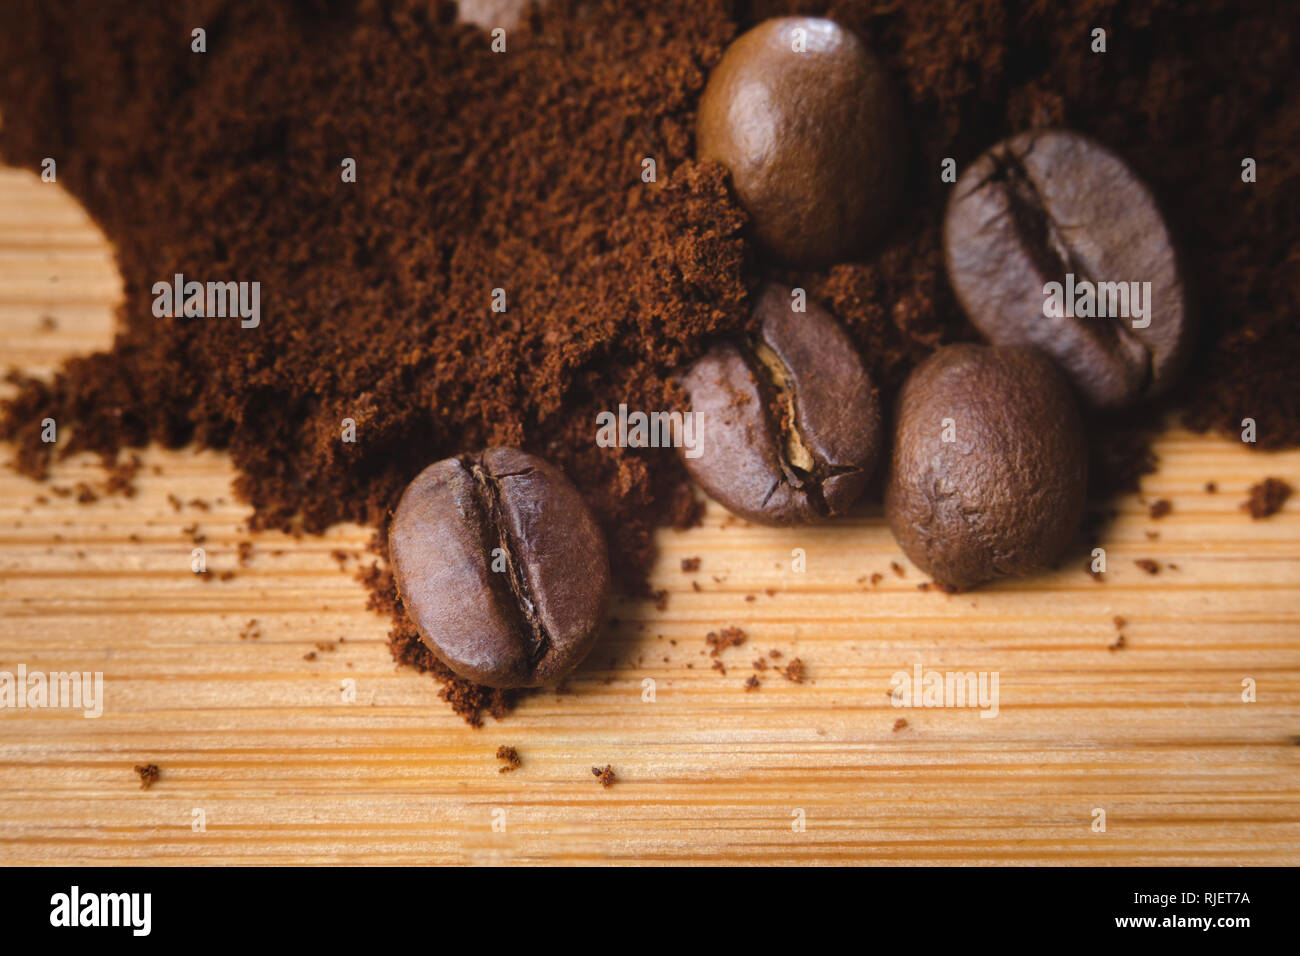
xmin=1 ymin=1 xmax=1297 ymax=724
xmin=133 ymin=764 xmax=160 ymax=790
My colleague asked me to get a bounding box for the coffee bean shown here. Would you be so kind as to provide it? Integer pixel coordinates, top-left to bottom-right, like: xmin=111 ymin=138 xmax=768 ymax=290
xmin=680 ymin=284 xmax=883 ymax=525
xmin=389 ymin=448 xmax=609 ymax=688
xmin=696 ymin=17 xmax=904 ymax=267
xmin=885 ymin=344 xmax=1087 ymax=590
xmin=943 ymin=129 xmax=1192 ymax=410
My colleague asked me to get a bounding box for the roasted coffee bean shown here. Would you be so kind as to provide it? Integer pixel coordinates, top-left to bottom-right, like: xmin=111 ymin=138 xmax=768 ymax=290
xmin=885 ymin=344 xmax=1087 ymax=591
xmin=944 ymin=129 xmax=1191 ymax=410
xmin=696 ymin=17 xmax=904 ymax=267
xmin=680 ymin=283 xmax=883 ymax=525
xmin=389 ymin=448 xmax=610 ymax=688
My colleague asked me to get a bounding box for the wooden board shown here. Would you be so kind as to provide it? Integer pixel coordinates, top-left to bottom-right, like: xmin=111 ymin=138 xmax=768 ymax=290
xmin=1 ymin=166 xmax=1298 ymax=865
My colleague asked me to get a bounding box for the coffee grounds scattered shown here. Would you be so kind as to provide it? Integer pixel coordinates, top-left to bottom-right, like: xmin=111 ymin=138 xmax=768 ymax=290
xmin=706 ymin=626 xmax=747 ymax=657
xmin=2 ymin=1 xmax=1297 ymax=723
xmin=592 ymin=764 xmax=616 ymax=788
xmin=133 ymin=764 xmax=160 ymax=790
xmin=1243 ymin=477 xmax=1293 ymax=519
xmin=496 ymin=745 xmax=521 ymax=773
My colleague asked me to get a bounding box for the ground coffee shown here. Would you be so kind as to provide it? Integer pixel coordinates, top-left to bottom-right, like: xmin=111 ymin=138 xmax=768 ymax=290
xmin=1 ymin=1 xmax=1297 ymax=724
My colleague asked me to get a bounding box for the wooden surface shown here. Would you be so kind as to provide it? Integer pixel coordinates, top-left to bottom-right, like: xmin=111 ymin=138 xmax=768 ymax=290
xmin=1 ymin=165 xmax=1298 ymax=865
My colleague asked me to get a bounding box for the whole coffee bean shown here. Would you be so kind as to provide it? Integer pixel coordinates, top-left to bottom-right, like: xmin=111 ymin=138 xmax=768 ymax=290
xmin=885 ymin=344 xmax=1087 ymax=591
xmin=696 ymin=17 xmax=904 ymax=267
xmin=389 ymin=448 xmax=610 ymax=688
xmin=680 ymin=283 xmax=883 ymax=525
xmin=943 ymin=129 xmax=1192 ymax=410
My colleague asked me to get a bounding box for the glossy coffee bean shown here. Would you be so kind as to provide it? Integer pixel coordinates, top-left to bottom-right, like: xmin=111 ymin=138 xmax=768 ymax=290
xmin=696 ymin=17 xmax=904 ymax=267
xmin=885 ymin=344 xmax=1087 ymax=591
xmin=943 ymin=129 xmax=1192 ymax=410
xmin=389 ymin=448 xmax=610 ymax=688
xmin=680 ymin=284 xmax=883 ymax=525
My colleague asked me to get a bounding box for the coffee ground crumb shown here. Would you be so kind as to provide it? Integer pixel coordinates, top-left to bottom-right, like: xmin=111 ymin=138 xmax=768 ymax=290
xmin=133 ymin=764 xmax=159 ymax=790
xmin=706 ymin=626 xmax=746 ymax=657
xmin=744 ymin=674 xmax=760 ymax=692
xmin=781 ymin=658 xmax=805 ymax=683
xmin=1108 ymin=634 xmax=1127 ymax=652
xmin=592 ymin=765 xmax=616 ymax=788
xmin=1243 ymin=478 xmax=1293 ymax=519
xmin=1135 ymin=559 xmax=1161 ymax=575
xmin=496 ymin=746 xmax=521 ymax=773
xmin=680 ymin=557 xmax=701 ymax=572
xmin=893 ymin=718 xmax=908 ymax=732
xmin=1149 ymin=499 xmax=1172 ymax=519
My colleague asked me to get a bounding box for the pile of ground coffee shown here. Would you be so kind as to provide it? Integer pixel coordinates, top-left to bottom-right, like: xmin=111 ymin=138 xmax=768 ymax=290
xmin=2 ymin=1 xmax=1296 ymax=723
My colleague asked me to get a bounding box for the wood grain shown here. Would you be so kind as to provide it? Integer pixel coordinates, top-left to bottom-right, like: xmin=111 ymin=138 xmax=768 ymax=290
xmin=1 ymin=166 xmax=1298 ymax=865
